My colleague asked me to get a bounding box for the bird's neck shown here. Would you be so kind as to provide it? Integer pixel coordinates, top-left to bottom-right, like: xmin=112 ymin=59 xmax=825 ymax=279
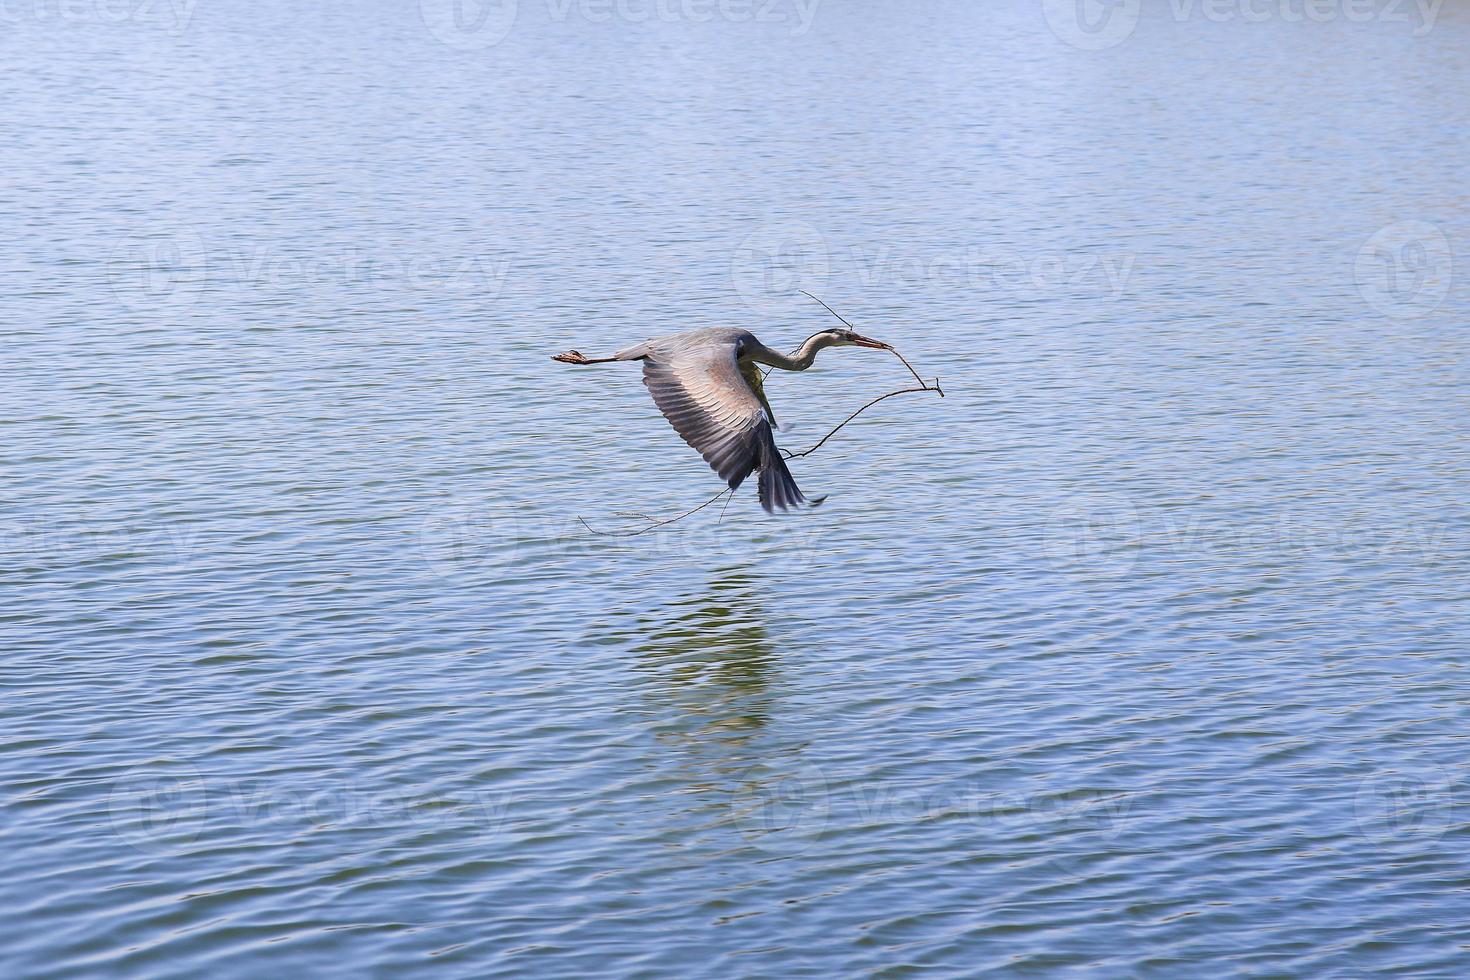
xmin=750 ymin=334 xmax=835 ymax=372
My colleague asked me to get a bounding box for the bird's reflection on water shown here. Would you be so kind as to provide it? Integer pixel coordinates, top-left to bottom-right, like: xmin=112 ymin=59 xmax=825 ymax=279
xmin=626 ymin=567 xmax=781 ymax=754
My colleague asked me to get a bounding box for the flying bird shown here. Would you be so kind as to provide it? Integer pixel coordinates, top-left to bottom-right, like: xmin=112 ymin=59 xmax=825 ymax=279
xmin=553 ymin=326 xmax=892 ymax=512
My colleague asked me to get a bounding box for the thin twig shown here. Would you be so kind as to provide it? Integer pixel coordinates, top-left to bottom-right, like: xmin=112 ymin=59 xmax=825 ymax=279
xmin=800 ymin=289 xmax=943 ymax=395
xmin=781 ymin=384 xmax=939 ymax=460
xmin=799 ymin=289 xmax=859 ymax=329
xmin=578 ymin=487 xmax=735 ymax=537
xmin=890 ymin=347 xmax=940 ymax=394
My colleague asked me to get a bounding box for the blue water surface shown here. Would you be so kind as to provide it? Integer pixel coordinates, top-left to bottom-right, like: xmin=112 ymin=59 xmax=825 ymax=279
xmin=4 ymin=0 xmax=1470 ymax=974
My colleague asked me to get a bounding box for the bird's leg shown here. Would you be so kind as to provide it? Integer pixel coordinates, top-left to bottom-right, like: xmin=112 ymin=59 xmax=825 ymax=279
xmin=552 ymin=349 xmax=619 ymax=365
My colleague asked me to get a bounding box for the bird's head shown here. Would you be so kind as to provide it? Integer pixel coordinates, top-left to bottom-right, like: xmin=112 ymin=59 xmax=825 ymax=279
xmin=817 ymin=328 xmax=891 ymax=350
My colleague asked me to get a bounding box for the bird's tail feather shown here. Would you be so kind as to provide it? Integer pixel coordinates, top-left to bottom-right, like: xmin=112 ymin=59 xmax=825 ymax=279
xmin=757 ymin=429 xmax=826 ymax=513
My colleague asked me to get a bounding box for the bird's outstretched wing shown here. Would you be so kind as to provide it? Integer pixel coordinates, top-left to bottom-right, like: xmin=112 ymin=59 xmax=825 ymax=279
xmin=640 ymin=342 xmax=815 ymax=511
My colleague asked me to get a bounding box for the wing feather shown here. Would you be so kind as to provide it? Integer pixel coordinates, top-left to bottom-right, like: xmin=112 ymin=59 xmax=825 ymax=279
xmin=636 ymin=331 xmax=818 ymax=511
xmin=642 ymin=342 xmax=767 ymax=490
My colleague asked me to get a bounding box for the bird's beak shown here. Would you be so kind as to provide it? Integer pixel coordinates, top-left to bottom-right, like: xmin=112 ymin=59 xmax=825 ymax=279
xmin=850 ymin=333 xmax=892 ymax=350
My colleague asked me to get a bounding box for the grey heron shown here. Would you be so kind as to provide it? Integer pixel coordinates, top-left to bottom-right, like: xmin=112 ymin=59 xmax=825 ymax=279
xmin=553 ymin=326 xmax=892 ymax=513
